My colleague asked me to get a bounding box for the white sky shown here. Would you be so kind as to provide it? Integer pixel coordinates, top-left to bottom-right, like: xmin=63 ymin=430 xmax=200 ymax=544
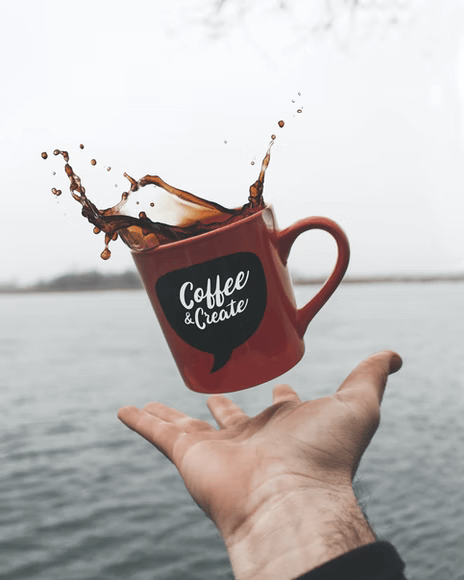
xmin=1 ymin=0 xmax=464 ymax=285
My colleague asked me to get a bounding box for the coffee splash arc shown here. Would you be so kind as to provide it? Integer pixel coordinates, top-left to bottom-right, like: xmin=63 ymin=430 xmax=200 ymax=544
xmin=44 ymin=141 xmax=274 ymax=259
xmin=155 ymin=252 xmax=267 ymax=373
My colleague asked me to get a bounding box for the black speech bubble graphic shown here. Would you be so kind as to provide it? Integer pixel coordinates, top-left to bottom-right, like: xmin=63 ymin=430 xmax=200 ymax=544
xmin=156 ymin=252 xmax=267 ymax=373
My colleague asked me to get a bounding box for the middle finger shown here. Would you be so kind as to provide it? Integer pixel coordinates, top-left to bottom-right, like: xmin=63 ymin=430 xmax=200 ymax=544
xmin=207 ymin=395 xmax=249 ymax=428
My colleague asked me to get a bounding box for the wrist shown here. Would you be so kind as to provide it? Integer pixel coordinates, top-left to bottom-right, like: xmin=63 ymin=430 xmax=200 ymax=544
xmin=222 ymin=478 xmax=375 ymax=580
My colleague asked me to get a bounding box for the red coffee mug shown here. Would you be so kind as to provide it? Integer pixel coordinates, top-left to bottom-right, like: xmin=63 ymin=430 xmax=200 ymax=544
xmin=132 ymin=205 xmax=349 ymax=394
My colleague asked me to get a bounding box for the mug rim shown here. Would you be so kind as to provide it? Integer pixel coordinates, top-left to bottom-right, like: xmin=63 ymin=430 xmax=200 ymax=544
xmin=130 ymin=204 xmax=273 ymax=256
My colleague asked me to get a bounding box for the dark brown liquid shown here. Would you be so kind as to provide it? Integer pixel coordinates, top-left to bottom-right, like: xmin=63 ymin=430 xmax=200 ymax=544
xmin=41 ymin=98 xmax=305 ymax=260
xmin=43 ymin=140 xmax=274 ymax=260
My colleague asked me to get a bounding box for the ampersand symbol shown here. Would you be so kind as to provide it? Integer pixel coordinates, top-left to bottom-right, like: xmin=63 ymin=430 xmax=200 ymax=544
xmin=185 ymin=312 xmax=194 ymax=325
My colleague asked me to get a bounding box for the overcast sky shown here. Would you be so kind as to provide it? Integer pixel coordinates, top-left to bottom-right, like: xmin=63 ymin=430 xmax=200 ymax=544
xmin=1 ymin=0 xmax=464 ymax=285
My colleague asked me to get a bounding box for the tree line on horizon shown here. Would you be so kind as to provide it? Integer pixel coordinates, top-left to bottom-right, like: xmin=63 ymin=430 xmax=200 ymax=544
xmin=0 ymin=271 xmax=143 ymax=294
xmin=1 ymin=268 xmax=464 ymax=295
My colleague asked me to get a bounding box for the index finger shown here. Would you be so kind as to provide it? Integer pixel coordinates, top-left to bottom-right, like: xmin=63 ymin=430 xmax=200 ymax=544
xmin=118 ymin=405 xmax=182 ymax=462
xmin=336 ymin=350 xmax=402 ymax=405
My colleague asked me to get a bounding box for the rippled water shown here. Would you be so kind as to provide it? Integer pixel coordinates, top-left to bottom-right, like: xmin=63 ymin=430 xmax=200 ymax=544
xmin=1 ymin=282 xmax=464 ymax=579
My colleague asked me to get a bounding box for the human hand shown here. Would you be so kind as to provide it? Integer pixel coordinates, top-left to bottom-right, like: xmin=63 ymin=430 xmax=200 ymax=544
xmin=118 ymin=350 xmax=402 ymax=580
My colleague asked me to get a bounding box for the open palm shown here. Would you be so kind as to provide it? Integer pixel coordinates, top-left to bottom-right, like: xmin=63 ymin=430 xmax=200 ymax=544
xmin=118 ymin=351 xmax=402 ymax=544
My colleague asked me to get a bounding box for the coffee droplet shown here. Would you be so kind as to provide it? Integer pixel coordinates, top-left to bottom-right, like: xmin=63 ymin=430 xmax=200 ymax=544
xmin=297 ymin=109 xmax=302 ymax=113
xmin=80 ymin=144 xmax=84 ymax=149
xmin=150 ymin=202 xmax=155 ymax=207
xmin=52 ymin=171 xmax=56 ymax=175
xmin=51 ymin=188 xmax=62 ymax=196
xmin=53 ymin=149 xmax=69 ymax=161
xmin=278 ymin=120 xmax=285 ymax=128
xmin=139 ymin=211 xmax=147 ymax=219
xmin=251 ymin=161 xmax=255 ymax=165
xmin=93 ymin=226 xmax=101 ymax=234
xmin=91 ymin=159 xmax=97 ymax=166
xmin=298 ymin=92 xmax=301 ymax=96
xmin=41 ymin=152 xmax=48 ymax=159
xmin=107 ymin=166 xmax=111 ymax=172
xmin=271 ymin=134 xmax=276 ymax=140
xmin=101 ymin=248 xmax=111 ymax=260
xmin=224 ymin=140 xmax=227 ymax=144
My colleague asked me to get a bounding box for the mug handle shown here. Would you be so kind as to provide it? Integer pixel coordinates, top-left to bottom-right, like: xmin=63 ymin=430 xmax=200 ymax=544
xmin=276 ymin=217 xmax=350 ymax=338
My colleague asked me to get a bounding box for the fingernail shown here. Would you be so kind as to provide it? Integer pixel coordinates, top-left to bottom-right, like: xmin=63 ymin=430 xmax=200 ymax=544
xmin=388 ymin=351 xmax=403 ymax=374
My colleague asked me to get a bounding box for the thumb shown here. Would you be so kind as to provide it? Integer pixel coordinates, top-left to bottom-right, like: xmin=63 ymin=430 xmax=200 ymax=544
xmin=337 ymin=350 xmax=403 ymax=405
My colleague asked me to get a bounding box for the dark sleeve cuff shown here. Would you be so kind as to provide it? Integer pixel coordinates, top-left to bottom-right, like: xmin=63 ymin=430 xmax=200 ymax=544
xmin=293 ymin=541 xmax=406 ymax=580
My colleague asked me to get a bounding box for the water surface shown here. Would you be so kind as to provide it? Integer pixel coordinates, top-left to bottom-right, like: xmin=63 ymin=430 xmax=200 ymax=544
xmin=1 ymin=282 xmax=463 ymax=579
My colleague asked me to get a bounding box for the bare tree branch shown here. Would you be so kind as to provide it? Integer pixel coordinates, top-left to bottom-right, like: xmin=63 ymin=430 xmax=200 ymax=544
xmin=162 ymin=0 xmax=419 ymax=47
xmin=206 ymin=0 xmax=416 ymax=39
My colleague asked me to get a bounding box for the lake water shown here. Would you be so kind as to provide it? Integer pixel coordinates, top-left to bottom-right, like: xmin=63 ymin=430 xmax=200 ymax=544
xmin=1 ymin=282 xmax=464 ymax=580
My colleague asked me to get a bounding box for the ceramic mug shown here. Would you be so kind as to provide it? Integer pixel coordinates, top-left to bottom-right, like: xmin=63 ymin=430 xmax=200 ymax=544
xmin=132 ymin=205 xmax=350 ymax=394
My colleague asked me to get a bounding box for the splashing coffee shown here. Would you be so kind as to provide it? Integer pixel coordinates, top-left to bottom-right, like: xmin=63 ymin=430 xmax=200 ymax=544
xmin=44 ymin=132 xmax=278 ymax=260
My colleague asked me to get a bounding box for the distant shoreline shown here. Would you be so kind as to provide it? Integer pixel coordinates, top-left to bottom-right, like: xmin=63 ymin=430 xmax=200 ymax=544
xmin=295 ymin=274 xmax=464 ymax=285
xmin=1 ymin=270 xmax=464 ymax=295
xmin=0 ymin=271 xmax=143 ymax=295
